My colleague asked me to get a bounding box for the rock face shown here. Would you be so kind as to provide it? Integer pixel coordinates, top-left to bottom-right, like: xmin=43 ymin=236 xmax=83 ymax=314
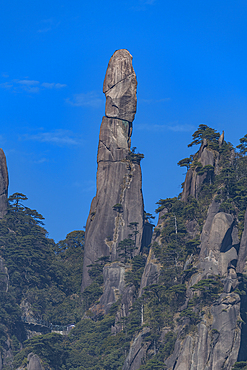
xmin=0 ymin=149 xmax=8 ymax=218
xmin=27 ymin=353 xmax=44 ymax=370
xmin=134 ymin=191 xmax=245 ymax=370
xmin=165 ymin=293 xmax=241 ymax=370
xmin=199 ymin=205 xmax=239 ymax=279
xmin=122 ymin=328 xmax=150 ymax=370
xmin=81 ymin=50 xmax=144 ymax=292
xmin=181 ymin=139 xmax=216 ymax=202
xmin=103 ymin=49 xmax=137 ymax=123
xmin=100 ymin=262 xmax=129 ymax=313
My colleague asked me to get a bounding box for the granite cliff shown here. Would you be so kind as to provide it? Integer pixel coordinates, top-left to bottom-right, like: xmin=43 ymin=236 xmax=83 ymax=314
xmin=80 ymin=56 xmax=247 ymax=370
xmin=123 ymin=130 xmax=247 ymax=370
xmin=81 ymin=50 xmax=145 ymax=295
xmin=1 ymin=52 xmax=247 ymax=370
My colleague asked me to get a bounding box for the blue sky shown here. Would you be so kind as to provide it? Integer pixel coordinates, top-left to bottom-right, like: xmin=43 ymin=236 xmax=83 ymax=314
xmin=1 ymin=0 xmax=247 ymax=242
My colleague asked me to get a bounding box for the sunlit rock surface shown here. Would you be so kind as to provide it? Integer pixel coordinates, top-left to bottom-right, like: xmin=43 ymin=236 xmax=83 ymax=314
xmin=81 ymin=50 xmax=144 ymax=292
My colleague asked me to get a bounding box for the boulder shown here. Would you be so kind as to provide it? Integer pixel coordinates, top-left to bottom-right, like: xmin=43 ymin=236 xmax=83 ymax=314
xmin=27 ymin=353 xmax=44 ymax=370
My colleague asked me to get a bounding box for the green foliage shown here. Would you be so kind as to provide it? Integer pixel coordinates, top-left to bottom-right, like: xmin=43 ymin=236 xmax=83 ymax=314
xmin=237 ymin=134 xmax=247 ymax=155
xmin=232 ymin=362 xmax=247 ymax=370
xmin=5 ymin=127 xmax=247 ymax=370
xmin=118 ymin=238 xmax=136 ymax=262
xmin=14 ymin=313 xmax=130 ymax=370
xmin=191 ymin=277 xmax=223 ymax=305
xmin=188 ymin=124 xmax=220 ymax=149
xmin=139 ymin=358 xmax=166 ymax=369
xmin=0 ymin=194 xmax=85 ymax=327
xmin=0 ymin=291 xmax=24 ymax=350
xmin=197 ymin=164 xmax=215 ymax=184
xmin=144 ymin=211 xmax=155 ymax=222
xmin=177 ymin=155 xmax=194 ymax=170
xmin=117 ymin=222 xmax=139 ymax=263
xmin=82 ymin=257 xmax=110 ymax=310
xmin=140 ymin=331 xmax=176 ymax=369
xmin=0 ymin=193 xmax=55 ymax=301
xmin=113 ymin=203 xmax=123 ymax=212
xmin=126 ymin=147 xmax=144 ymax=163
xmin=125 ymin=255 xmax=146 ymax=291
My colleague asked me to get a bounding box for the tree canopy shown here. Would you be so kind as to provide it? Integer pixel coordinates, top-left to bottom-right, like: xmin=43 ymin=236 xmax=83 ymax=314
xmin=188 ymin=124 xmax=220 ymax=149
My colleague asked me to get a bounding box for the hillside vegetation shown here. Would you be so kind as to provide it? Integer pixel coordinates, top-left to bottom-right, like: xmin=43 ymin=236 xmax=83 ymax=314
xmin=0 ymin=125 xmax=247 ymax=369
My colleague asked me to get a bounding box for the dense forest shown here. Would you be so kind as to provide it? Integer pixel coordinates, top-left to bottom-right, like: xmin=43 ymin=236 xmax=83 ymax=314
xmin=0 ymin=124 xmax=247 ymax=369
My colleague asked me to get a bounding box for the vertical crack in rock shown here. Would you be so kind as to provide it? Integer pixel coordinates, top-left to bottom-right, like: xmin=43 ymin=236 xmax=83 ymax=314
xmin=81 ymin=50 xmax=144 ymax=292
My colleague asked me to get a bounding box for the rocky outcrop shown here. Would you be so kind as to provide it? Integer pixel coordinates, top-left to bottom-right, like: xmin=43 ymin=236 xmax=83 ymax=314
xmin=198 ymin=207 xmax=239 ymax=279
xmin=135 ymin=193 xmax=243 ymax=369
xmin=164 ymin=197 xmax=242 ymax=369
xmin=81 ymin=50 xmax=144 ymax=292
xmin=181 ymin=139 xmax=216 ymax=202
xmin=27 ymin=353 xmax=44 ymax=370
xmin=0 ymin=149 xmax=8 ymax=218
xmin=138 ymin=209 xmax=166 ymax=296
xmin=122 ymin=328 xmax=150 ymax=370
xmin=16 ymin=353 xmax=44 ymax=370
xmin=103 ymin=50 xmax=137 ymax=123
xmin=138 ymin=246 xmax=160 ymax=297
xmin=165 ymin=293 xmax=241 ymax=370
xmin=100 ymin=262 xmax=134 ymax=314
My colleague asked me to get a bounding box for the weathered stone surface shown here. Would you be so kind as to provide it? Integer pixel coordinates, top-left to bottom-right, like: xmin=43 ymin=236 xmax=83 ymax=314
xmin=0 ymin=149 xmax=8 ymax=218
xmin=27 ymin=353 xmax=44 ymax=370
xmin=138 ymin=216 xmax=164 ymax=297
xmin=100 ymin=262 xmax=127 ymax=313
xmin=190 ymin=323 xmax=210 ymax=370
xmin=165 ymin=293 xmax=240 ymax=370
xmin=139 ymin=246 xmax=160 ymax=297
xmin=103 ymin=49 xmax=137 ymax=123
xmin=81 ymin=50 xmax=144 ymax=292
xmin=181 ymin=139 xmax=216 ymax=202
xmin=207 ymin=293 xmax=241 ymax=370
xmin=174 ymin=335 xmax=193 ymax=370
xmin=198 ymin=202 xmax=239 ymax=278
xmin=122 ymin=327 xmax=150 ymax=370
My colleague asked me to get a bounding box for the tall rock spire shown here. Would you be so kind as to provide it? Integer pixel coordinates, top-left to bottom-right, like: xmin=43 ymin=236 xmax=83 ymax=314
xmin=81 ymin=50 xmax=144 ymax=292
xmin=0 ymin=149 xmax=8 ymax=218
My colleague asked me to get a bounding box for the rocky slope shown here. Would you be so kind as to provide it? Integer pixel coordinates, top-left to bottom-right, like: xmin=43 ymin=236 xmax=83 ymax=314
xmin=124 ymin=133 xmax=247 ymax=370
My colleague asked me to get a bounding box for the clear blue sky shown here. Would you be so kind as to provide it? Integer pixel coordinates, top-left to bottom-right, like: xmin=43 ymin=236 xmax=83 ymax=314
xmin=1 ymin=0 xmax=247 ymax=242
